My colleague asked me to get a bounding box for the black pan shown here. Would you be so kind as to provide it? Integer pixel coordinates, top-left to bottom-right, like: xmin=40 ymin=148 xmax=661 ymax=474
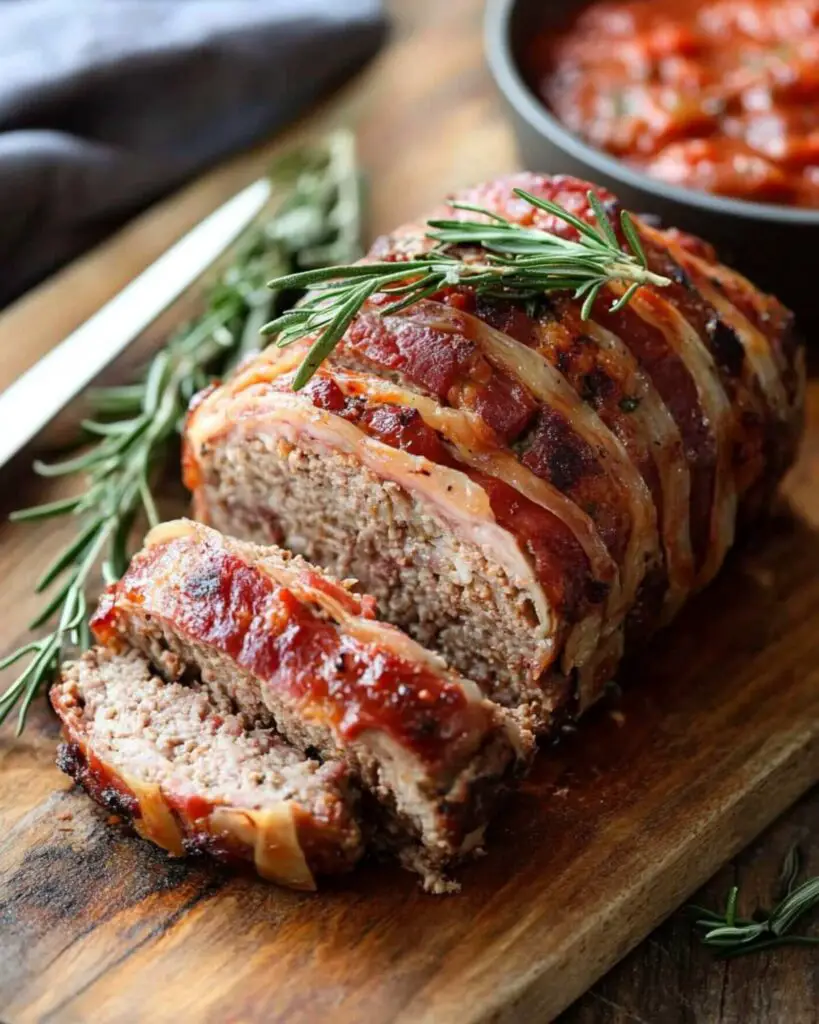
xmin=484 ymin=0 xmax=819 ymax=324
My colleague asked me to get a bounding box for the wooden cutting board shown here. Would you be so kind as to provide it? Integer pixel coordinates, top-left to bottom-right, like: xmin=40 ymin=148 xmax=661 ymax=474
xmin=1 ymin=3 xmax=818 ymax=1021
xmin=1 ymin=452 xmax=819 ymax=1024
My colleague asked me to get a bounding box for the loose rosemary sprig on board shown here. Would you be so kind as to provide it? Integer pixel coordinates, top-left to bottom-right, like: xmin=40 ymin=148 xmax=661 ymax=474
xmin=0 ymin=131 xmax=364 ymax=733
xmin=687 ymin=846 xmax=819 ymax=957
xmin=262 ymin=188 xmax=671 ymax=389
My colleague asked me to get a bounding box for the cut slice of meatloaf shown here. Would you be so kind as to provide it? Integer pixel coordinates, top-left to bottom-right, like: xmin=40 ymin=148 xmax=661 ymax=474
xmin=182 ymin=172 xmax=804 ymax=734
xmin=51 ymin=647 xmax=362 ymax=890
xmin=90 ymin=519 xmax=532 ymax=882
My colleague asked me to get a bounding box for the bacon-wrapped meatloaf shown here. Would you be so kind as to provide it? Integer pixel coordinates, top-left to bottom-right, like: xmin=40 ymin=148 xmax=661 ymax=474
xmin=53 ymin=520 xmax=530 ymax=890
xmin=184 ymin=174 xmax=804 ymax=732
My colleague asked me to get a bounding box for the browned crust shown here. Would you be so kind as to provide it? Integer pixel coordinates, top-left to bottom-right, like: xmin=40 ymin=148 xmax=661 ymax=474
xmin=85 ymin=522 xmax=532 ymax=869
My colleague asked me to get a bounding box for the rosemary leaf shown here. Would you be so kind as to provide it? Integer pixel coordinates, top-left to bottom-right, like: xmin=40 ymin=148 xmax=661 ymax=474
xmin=143 ymin=349 xmax=172 ymax=415
xmin=33 ymin=447 xmax=117 ymax=478
xmin=291 ymin=279 xmax=378 ymax=391
xmin=35 ymin=518 xmax=100 ymax=593
xmin=770 ymin=876 xmax=819 ymax=935
xmin=580 ymin=282 xmax=603 ymax=321
xmin=515 ymin=188 xmax=606 ymax=244
xmin=28 ymin=575 xmax=76 ymax=630
xmin=777 ymin=844 xmax=802 ymax=899
xmin=587 ymin=190 xmax=620 ymax=249
xmin=89 ymin=383 xmax=145 ymax=412
xmin=0 ymin=642 xmax=41 ymax=672
xmin=610 ymin=281 xmax=641 ymax=313
xmin=9 ymin=496 xmax=83 ymax=522
xmin=725 ymin=885 xmax=739 ymax=927
xmin=688 ymin=846 xmax=819 ymax=957
xmin=1 ymin=129 xmax=364 ymax=733
xmin=81 ymin=418 xmax=143 ymax=438
xmin=138 ymin=473 xmax=160 ymax=530
xmin=620 ymin=208 xmax=649 ymax=268
xmin=448 ymin=200 xmax=509 ymax=223
xmin=380 ymin=279 xmax=447 ymax=317
xmin=264 ymin=188 xmax=671 ymax=390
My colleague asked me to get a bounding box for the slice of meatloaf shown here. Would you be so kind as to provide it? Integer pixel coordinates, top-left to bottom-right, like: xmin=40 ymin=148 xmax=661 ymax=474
xmin=51 ymin=647 xmax=363 ymax=890
xmin=90 ymin=519 xmax=532 ymax=885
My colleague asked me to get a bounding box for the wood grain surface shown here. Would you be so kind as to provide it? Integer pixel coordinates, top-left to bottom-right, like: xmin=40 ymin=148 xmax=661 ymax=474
xmin=1 ymin=2 xmax=817 ymax=1022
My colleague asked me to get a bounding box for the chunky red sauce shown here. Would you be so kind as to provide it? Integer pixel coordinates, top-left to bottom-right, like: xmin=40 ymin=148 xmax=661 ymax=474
xmin=527 ymin=0 xmax=819 ymax=206
xmin=93 ymin=539 xmax=481 ymax=766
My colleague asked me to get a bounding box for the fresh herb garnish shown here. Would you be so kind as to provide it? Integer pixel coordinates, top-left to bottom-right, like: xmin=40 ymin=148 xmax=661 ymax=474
xmin=0 ymin=131 xmax=363 ymax=734
xmin=687 ymin=846 xmax=819 ymax=957
xmin=262 ymin=187 xmax=671 ymax=390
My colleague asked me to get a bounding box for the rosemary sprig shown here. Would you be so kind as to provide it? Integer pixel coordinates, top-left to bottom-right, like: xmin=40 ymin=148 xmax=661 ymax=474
xmin=687 ymin=846 xmax=819 ymax=957
xmin=262 ymin=187 xmax=671 ymax=390
xmin=0 ymin=131 xmax=363 ymax=734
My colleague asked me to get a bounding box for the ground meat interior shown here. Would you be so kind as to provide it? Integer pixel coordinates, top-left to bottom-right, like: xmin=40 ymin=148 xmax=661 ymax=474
xmin=56 ymin=647 xmax=348 ymax=816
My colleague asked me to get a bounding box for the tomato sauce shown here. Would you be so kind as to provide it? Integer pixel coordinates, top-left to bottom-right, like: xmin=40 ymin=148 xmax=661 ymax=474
xmin=525 ymin=0 xmax=819 ymax=206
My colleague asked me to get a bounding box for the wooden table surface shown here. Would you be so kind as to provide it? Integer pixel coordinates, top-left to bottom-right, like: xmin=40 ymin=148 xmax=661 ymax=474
xmin=0 ymin=2 xmax=816 ymax=1021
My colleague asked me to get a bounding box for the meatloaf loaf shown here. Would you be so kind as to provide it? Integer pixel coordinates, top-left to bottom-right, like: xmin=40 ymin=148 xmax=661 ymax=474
xmin=183 ymin=173 xmax=804 ymax=733
xmin=64 ymin=519 xmax=530 ymax=888
xmin=52 ymin=647 xmax=362 ymax=890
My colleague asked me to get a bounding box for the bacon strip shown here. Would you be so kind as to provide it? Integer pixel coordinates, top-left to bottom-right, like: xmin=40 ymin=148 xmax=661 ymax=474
xmin=656 ymin=237 xmax=789 ymax=420
xmin=394 ymin=300 xmax=659 ymax=627
xmin=577 ymin=318 xmax=694 ymax=615
xmin=611 ymin=282 xmax=737 ymax=587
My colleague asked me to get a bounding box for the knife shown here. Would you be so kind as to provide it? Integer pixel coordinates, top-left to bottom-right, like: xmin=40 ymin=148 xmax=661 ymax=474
xmin=0 ymin=177 xmax=273 ymax=470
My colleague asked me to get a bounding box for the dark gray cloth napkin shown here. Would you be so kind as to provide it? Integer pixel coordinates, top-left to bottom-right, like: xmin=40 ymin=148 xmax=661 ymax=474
xmin=0 ymin=0 xmax=386 ymax=306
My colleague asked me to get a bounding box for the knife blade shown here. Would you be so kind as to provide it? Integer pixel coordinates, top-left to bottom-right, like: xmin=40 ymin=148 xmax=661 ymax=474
xmin=0 ymin=177 xmax=272 ymax=470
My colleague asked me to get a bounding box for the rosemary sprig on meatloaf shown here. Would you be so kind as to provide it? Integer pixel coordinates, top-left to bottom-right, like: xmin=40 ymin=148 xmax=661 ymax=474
xmin=0 ymin=131 xmax=364 ymax=734
xmin=687 ymin=845 xmax=819 ymax=957
xmin=262 ymin=188 xmax=672 ymax=390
